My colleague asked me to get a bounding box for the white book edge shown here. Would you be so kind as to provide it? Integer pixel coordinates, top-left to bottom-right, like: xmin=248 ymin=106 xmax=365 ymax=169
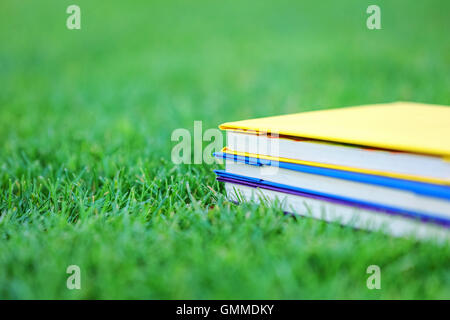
xmin=227 ymin=131 xmax=450 ymax=181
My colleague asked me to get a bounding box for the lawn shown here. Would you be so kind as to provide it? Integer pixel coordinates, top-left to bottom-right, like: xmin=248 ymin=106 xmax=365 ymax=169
xmin=0 ymin=0 xmax=449 ymax=299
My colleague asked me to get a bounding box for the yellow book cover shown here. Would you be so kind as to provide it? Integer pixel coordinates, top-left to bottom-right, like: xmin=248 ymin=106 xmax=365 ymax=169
xmin=219 ymin=102 xmax=450 ymax=157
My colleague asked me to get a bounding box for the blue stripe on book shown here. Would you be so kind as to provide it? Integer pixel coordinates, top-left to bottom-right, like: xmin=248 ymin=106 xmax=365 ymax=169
xmin=214 ymin=152 xmax=450 ymax=200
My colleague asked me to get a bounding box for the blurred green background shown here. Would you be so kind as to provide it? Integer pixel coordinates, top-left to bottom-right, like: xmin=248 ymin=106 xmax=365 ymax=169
xmin=0 ymin=0 xmax=449 ymax=299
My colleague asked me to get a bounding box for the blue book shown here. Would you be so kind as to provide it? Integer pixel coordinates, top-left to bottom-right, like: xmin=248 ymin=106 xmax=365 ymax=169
xmin=214 ymin=152 xmax=450 ymax=227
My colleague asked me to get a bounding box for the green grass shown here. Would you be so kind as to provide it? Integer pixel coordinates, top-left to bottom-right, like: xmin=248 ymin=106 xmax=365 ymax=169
xmin=1 ymin=0 xmax=449 ymax=299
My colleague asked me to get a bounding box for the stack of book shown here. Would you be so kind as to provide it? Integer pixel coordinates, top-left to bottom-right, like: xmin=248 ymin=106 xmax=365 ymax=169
xmin=214 ymin=102 xmax=450 ymax=239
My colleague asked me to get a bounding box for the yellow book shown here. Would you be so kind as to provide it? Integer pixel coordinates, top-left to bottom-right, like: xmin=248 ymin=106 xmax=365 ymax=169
xmin=220 ymin=102 xmax=450 ymax=156
xmin=219 ymin=102 xmax=450 ymax=185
